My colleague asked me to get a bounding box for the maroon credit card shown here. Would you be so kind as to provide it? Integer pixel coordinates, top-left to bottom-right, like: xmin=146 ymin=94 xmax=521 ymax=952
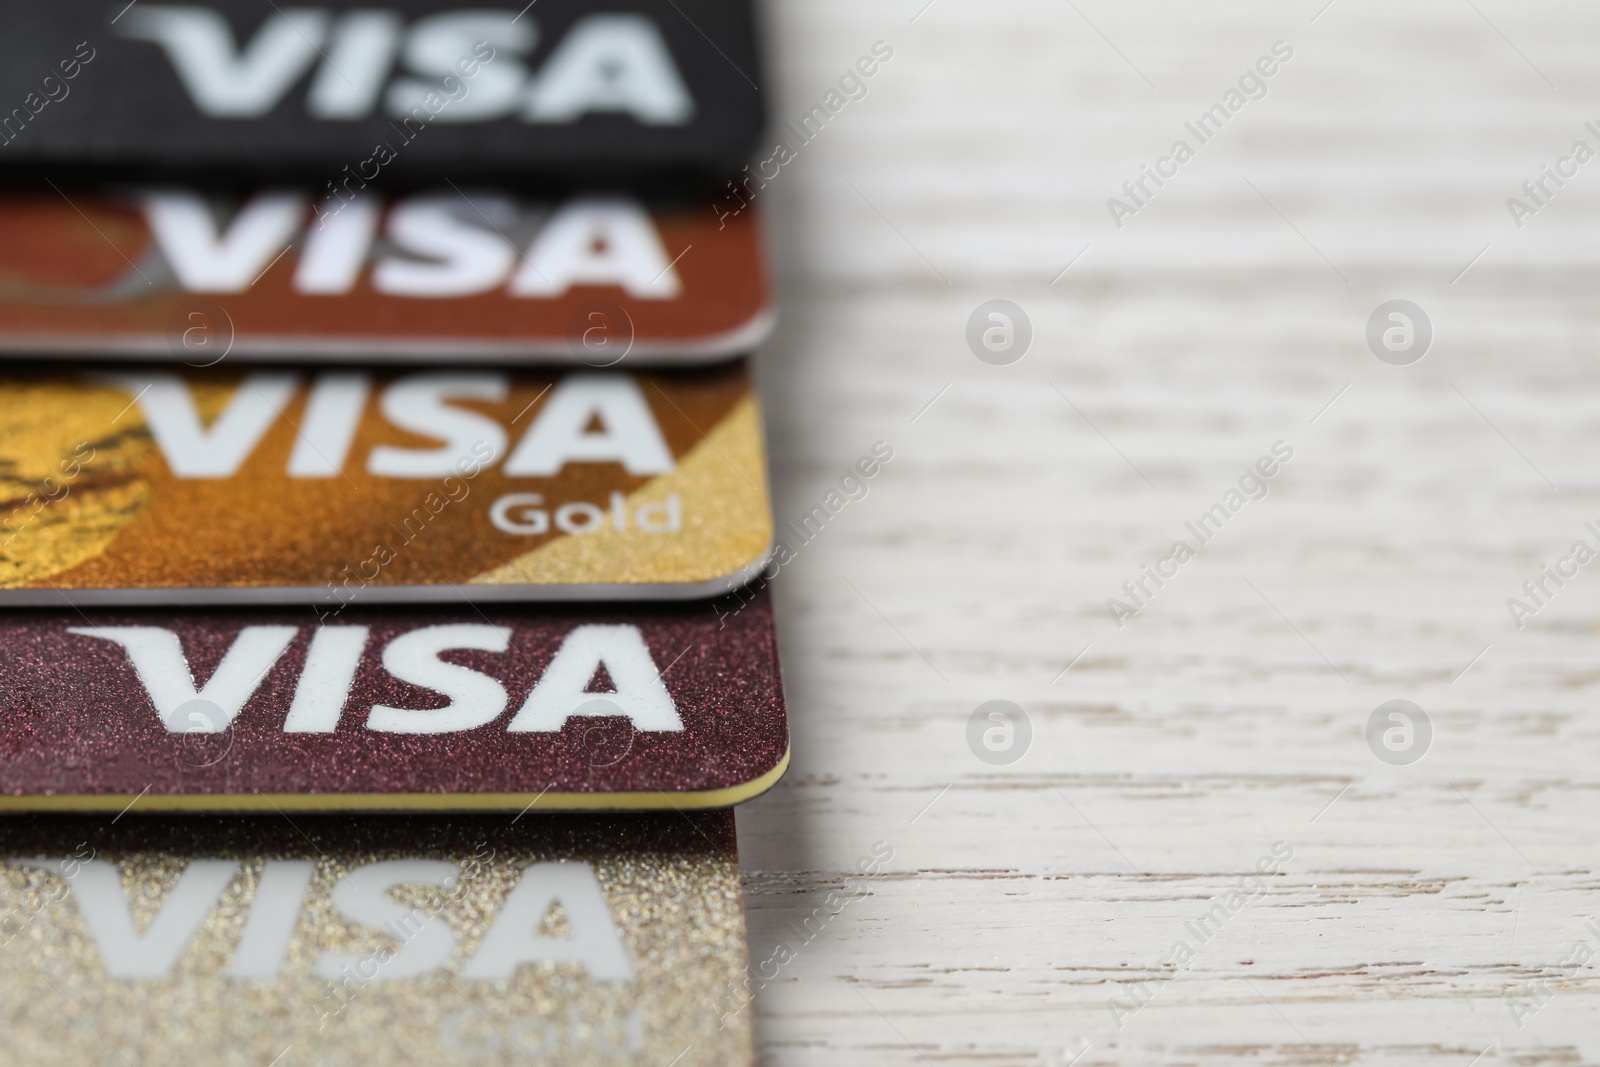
xmin=0 ymin=590 xmax=784 ymax=812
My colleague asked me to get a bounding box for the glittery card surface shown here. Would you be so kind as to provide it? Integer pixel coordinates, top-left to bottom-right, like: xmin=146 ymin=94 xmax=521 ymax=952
xmin=0 ymin=361 xmax=770 ymax=603
xmin=0 ymin=189 xmax=769 ymax=361
xmin=0 ymin=589 xmax=786 ymax=811
xmin=0 ymin=812 xmax=753 ymax=1067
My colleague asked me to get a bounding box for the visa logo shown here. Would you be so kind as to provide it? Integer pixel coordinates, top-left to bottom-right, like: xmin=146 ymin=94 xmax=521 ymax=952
xmin=113 ymin=6 xmax=693 ymax=125
xmin=139 ymin=191 xmax=684 ymax=298
xmin=69 ymin=620 xmax=685 ymax=734
xmin=14 ymin=850 xmax=635 ymax=982
xmin=96 ymin=370 xmax=676 ymax=479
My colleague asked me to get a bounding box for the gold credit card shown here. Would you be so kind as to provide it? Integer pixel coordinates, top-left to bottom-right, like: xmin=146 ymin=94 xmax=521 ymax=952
xmin=0 ymin=812 xmax=752 ymax=1066
xmin=0 ymin=362 xmax=770 ymax=603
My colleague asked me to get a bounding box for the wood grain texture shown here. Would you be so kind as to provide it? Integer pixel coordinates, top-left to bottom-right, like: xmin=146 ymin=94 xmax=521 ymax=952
xmin=734 ymin=1 xmax=1600 ymax=1063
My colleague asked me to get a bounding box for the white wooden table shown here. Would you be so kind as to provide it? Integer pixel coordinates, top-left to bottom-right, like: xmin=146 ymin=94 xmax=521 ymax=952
xmin=735 ymin=1 xmax=1600 ymax=1062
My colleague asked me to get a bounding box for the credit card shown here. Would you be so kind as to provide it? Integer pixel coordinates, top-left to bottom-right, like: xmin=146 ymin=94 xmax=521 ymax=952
xmin=0 ymin=811 xmax=753 ymax=1066
xmin=0 ymin=362 xmax=770 ymax=603
xmin=0 ymin=0 xmax=763 ymax=180
xmin=0 ymin=589 xmax=786 ymax=811
xmin=0 ymin=188 xmax=769 ymax=362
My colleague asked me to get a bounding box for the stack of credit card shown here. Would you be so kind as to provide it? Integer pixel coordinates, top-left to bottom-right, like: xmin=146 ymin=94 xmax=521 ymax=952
xmin=0 ymin=2 xmax=780 ymax=1061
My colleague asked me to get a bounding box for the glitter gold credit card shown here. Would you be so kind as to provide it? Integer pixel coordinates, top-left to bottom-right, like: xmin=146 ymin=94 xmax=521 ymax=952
xmin=0 ymin=812 xmax=753 ymax=1066
xmin=0 ymin=590 xmax=786 ymax=811
xmin=0 ymin=188 xmax=769 ymax=361
xmin=0 ymin=362 xmax=770 ymax=604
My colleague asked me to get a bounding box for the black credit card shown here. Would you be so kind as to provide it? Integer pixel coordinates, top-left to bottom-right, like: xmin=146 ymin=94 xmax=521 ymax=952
xmin=0 ymin=0 xmax=764 ymax=181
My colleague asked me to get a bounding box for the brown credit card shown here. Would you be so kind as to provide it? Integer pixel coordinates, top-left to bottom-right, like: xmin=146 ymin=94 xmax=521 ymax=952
xmin=0 ymin=588 xmax=786 ymax=812
xmin=0 ymin=187 xmax=769 ymax=362
xmin=0 ymin=361 xmax=770 ymax=604
xmin=0 ymin=812 xmax=754 ymax=1066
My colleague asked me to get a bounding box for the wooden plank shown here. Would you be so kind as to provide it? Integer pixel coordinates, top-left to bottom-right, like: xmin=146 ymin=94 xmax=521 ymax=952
xmin=736 ymin=0 xmax=1600 ymax=1062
